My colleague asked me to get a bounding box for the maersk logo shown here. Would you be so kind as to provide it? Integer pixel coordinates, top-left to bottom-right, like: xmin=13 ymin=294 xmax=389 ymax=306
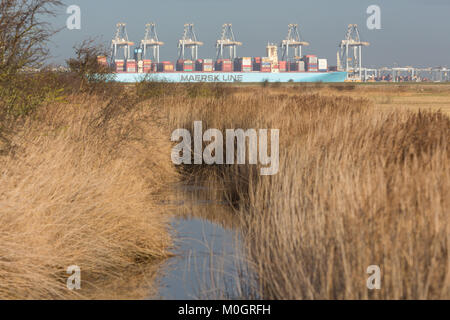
xmin=180 ymin=74 xmax=243 ymax=82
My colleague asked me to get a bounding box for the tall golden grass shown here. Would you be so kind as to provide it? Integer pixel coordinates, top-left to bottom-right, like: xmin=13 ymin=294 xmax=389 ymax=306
xmin=167 ymin=88 xmax=449 ymax=299
xmin=0 ymin=93 xmax=179 ymax=299
xmin=1 ymin=80 xmax=448 ymax=300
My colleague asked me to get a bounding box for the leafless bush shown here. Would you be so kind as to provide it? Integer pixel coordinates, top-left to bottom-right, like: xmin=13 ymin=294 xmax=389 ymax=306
xmin=0 ymin=0 xmax=62 ymax=77
xmin=66 ymin=38 xmax=114 ymax=92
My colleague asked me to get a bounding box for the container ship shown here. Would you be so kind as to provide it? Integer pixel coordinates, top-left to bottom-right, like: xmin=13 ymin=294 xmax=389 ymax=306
xmin=103 ymin=23 xmax=347 ymax=83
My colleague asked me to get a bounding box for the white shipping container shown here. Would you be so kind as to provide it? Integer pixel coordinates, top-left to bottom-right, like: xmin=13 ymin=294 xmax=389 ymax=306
xmin=304 ymin=56 xmax=318 ymax=63
xmin=298 ymin=61 xmax=306 ymax=72
xmin=318 ymin=59 xmax=328 ymax=71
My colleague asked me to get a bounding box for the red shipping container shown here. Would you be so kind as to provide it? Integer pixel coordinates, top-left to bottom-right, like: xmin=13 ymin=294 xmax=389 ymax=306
xmin=126 ymin=60 xmax=136 ymax=73
xmin=215 ymin=60 xmax=233 ymax=71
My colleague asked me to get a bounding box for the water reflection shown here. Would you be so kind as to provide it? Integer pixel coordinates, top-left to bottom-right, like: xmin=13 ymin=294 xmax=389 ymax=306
xmin=154 ymin=180 xmax=258 ymax=300
xmin=156 ymin=217 xmax=247 ymax=300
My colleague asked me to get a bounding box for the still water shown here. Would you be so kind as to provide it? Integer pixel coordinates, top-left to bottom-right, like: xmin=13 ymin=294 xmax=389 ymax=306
xmin=154 ymin=181 xmax=256 ymax=300
xmin=156 ymin=217 xmax=250 ymax=299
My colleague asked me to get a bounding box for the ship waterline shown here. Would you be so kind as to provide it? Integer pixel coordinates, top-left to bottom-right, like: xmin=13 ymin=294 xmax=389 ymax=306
xmin=111 ymin=71 xmax=348 ymax=83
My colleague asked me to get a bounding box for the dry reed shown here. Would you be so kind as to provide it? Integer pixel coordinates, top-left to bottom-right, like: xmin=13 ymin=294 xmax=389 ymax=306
xmin=0 ymin=93 xmax=179 ymax=299
xmin=167 ymin=88 xmax=449 ymax=300
xmin=1 ymin=81 xmax=448 ymax=300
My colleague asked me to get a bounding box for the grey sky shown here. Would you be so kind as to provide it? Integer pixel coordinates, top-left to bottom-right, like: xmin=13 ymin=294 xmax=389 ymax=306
xmin=50 ymin=0 xmax=450 ymax=67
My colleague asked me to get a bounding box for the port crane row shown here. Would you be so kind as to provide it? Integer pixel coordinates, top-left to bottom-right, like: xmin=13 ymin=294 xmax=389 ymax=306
xmin=110 ymin=22 xmax=450 ymax=82
xmin=111 ymin=22 xmax=311 ymax=62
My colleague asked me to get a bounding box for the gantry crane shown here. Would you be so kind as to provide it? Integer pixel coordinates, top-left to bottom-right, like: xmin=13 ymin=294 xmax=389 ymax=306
xmin=280 ymin=24 xmax=309 ymax=61
xmin=216 ymin=23 xmax=242 ymax=60
xmin=178 ymin=23 xmax=203 ymax=60
xmin=140 ymin=23 xmax=164 ymax=63
xmin=337 ymin=24 xmax=370 ymax=80
xmin=111 ymin=23 xmax=134 ymax=62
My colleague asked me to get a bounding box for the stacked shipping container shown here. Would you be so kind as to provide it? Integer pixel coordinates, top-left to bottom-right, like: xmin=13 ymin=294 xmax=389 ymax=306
xmin=279 ymin=61 xmax=287 ymax=72
xmin=261 ymin=57 xmax=271 ymax=72
xmin=126 ymin=59 xmax=137 ymax=73
xmin=304 ymin=55 xmax=318 ymax=72
xmin=176 ymin=59 xmax=194 ymax=72
xmin=176 ymin=60 xmax=182 ymax=71
xmin=112 ymin=53 xmax=332 ymax=74
xmin=143 ymin=59 xmax=152 ymax=73
xmin=158 ymin=61 xmax=174 ymax=72
xmin=234 ymin=57 xmax=252 ymax=72
xmin=328 ymin=65 xmax=338 ymax=72
xmin=318 ymin=59 xmax=328 ymax=72
xmin=289 ymin=60 xmax=305 ymax=72
xmin=195 ymin=59 xmax=214 ymax=72
xmin=115 ymin=59 xmax=125 ymax=73
xmin=253 ymin=57 xmax=261 ymax=71
xmin=215 ymin=59 xmax=233 ymax=72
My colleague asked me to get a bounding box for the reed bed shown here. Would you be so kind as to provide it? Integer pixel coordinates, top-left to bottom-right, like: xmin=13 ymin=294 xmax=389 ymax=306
xmin=167 ymin=88 xmax=450 ymax=299
xmin=0 ymin=93 xmax=179 ymax=299
xmin=1 ymin=80 xmax=448 ymax=300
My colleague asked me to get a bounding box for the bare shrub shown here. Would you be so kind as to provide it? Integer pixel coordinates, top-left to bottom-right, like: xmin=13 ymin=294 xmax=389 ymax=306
xmin=66 ymin=38 xmax=114 ymax=92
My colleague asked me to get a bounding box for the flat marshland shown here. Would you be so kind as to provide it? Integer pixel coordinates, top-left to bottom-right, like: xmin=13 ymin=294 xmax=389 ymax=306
xmin=0 ymin=79 xmax=449 ymax=299
xmin=232 ymin=82 xmax=450 ymax=116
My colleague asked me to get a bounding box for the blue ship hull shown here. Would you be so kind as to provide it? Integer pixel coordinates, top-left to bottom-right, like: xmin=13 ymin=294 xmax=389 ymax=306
xmin=112 ymin=72 xmax=347 ymax=83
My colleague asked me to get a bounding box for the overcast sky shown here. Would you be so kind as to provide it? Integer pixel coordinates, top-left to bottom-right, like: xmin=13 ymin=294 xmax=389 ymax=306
xmin=50 ymin=0 xmax=450 ymax=67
